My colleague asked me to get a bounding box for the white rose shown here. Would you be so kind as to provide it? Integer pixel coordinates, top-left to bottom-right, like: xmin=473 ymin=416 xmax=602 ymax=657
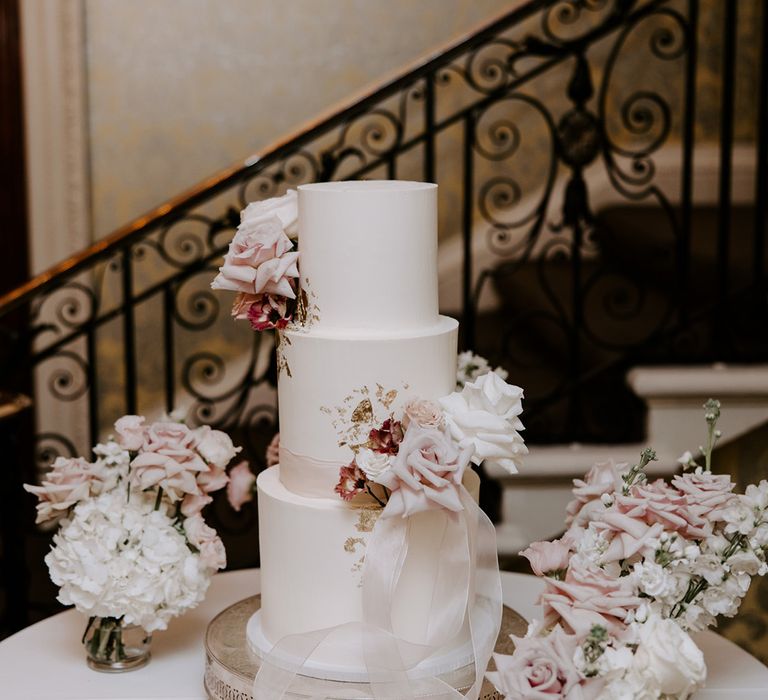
xmin=241 ymin=190 xmax=298 ymax=239
xmin=194 ymin=426 xmax=241 ymax=468
xmin=355 ymin=448 xmax=393 ymax=483
xmin=439 ymin=371 xmax=528 ymax=474
xmin=632 ymin=614 xmax=706 ymax=697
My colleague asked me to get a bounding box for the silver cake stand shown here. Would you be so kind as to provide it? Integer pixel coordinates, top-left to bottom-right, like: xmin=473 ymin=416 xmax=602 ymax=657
xmin=204 ymin=595 xmax=526 ymax=700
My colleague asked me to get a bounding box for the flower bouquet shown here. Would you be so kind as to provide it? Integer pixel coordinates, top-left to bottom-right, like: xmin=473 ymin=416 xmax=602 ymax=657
xmin=487 ymin=400 xmax=768 ymax=699
xmin=211 ymin=190 xmax=300 ymax=331
xmin=25 ymin=415 xmax=245 ymax=671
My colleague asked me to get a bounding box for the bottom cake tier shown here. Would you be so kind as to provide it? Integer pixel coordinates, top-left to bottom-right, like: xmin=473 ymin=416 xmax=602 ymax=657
xmin=251 ymin=466 xmax=485 ymax=681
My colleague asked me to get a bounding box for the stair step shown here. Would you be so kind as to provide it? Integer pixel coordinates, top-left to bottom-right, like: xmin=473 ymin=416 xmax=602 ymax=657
xmin=490 ymin=363 xmax=768 ymax=555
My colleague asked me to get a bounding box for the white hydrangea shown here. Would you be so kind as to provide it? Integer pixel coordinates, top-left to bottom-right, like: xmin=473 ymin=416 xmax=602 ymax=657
xmin=45 ymin=490 xmax=210 ymax=633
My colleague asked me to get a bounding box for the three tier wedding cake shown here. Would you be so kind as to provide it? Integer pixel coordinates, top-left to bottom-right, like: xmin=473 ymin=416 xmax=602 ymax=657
xmin=212 ymin=180 xmax=527 ymax=699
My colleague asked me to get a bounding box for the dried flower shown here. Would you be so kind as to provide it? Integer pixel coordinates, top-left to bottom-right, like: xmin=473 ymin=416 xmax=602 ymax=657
xmin=335 ymin=462 xmax=368 ymax=502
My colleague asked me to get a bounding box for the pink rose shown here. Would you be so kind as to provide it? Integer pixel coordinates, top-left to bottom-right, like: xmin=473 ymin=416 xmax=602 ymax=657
xmin=595 ymin=505 xmax=666 ymax=565
xmin=565 ymin=461 xmax=625 ymax=527
xmin=266 ymin=433 xmax=280 ymax=467
xmin=194 ymin=425 xmax=241 ymax=468
xmin=540 ymin=555 xmax=642 ymax=638
xmin=24 ymin=457 xmax=98 ymax=524
xmin=335 ymin=462 xmax=367 ymax=502
xmin=377 ymin=424 xmax=472 ymax=516
xmin=672 ymin=469 xmax=735 ymax=518
xmin=367 ymin=418 xmax=404 ymax=455
xmin=487 ymin=625 xmax=586 ymax=699
xmin=402 ymin=399 xmax=445 ymax=430
xmin=211 ymin=213 xmax=299 ymax=299
xmin=130 ymin=421 xmax=207 ymax=502
xmin=241 ymin=190 xmax=298 ymax=238
xmin=181 ymin=493 xmax=212 ymax=517
xmin=247 ymin=294 xmax=292 ymax=331
xmin=114 ymin=415 xmax=146 ymax=451
xmin=197 ymin=464 xmax=230 ymax=494
xmin=620 ymin=480 xmax=710 ymax=540
xmin=227 ymin=461 xmax=256 ymax=512
xmin=521 ymin=538 xmax=573 ymax=577
xmin=184 ymin=514 xmax=226 ymax=570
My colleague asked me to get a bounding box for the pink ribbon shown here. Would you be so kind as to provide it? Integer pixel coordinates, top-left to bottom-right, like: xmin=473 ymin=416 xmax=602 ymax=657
xmin=279 ymin=445 xmax=341 ymax=497
xmin=252 ymin=485 xmax=502 ymax=699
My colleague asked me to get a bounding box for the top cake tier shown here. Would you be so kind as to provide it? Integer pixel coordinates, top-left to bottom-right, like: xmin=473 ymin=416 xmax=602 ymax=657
xmin=297 ymin=181 xmax=439 ymax=332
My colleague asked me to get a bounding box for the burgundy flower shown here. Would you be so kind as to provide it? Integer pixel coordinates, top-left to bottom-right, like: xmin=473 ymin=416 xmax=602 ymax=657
xmin=335 ymin=462 xmax=368 ymax=501
xmin=246 ymin=293 xmax=292 ymax=331
xmin=368 ymin=418 xmax=404 ymax=455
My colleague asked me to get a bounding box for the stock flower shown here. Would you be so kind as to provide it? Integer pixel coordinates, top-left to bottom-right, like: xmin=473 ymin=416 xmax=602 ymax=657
xmin=367 ymin=418 xmax=404 ymax=455
xmin=439 ymin=371 xmax=527 ymax=474
xmin=376 ymin=424 xmax=472 ymax=516
xmin=335 ymin=462 xmax=367 ymax=501
xmin=24 ymin=456 xmax=101 ymax=524
xmin=226 ymin=461 xmax=256 ymax=512
xmin=455 ymin=350 xmax=508 ymax=389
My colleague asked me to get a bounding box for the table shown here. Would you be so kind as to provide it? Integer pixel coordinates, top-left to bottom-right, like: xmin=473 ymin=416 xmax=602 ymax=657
xmin=1 ymin=569 xmax=766 ymax=699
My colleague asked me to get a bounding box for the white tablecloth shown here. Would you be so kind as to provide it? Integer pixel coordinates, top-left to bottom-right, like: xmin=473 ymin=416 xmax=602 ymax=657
xmin=1 ymin=569 xmax=766 ymax=698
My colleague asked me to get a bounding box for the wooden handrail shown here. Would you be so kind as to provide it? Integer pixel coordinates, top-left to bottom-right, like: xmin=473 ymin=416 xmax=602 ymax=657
xmin=0 ymin=0 xmax=552 ymax=316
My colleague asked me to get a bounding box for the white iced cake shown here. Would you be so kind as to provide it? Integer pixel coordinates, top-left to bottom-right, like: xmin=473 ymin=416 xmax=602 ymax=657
xmin=249 ymin=181 xmax=476 ymax=679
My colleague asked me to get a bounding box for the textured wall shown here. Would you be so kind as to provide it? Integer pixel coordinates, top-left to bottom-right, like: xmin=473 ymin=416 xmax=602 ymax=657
xmin=85 ymin=0 xmax=513 ymax=237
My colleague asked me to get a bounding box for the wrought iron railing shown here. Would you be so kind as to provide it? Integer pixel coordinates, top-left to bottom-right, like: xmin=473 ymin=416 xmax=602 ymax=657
xmin=2 ymin=0 xmax=767 ymax=630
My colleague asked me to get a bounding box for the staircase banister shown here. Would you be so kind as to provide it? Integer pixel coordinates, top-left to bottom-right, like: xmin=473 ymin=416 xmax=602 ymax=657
xmin=0 ymin=0 xmax=554 ymax=318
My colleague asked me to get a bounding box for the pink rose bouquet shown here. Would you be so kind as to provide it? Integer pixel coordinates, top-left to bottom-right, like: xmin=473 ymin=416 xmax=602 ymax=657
xmin=24 ymin=414 xmax=250 ymax=645
xmin=211 ymin=191 xmax=300 ymax=332
xmin=331 ymin=360 xmax=526 ymax=517
xmin=487 ymin=400 xmax=768 ymax=699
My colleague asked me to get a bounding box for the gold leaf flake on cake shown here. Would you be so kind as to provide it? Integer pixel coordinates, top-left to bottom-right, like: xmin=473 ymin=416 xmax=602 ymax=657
xmin=290 ymin=278 xmax=321 ymax=330
xmin=343 ymin=536 xmax=365 ymax=553
xmin=355 ymin=508 xmax=380 ymax=533
xmin=351 ymin=399 xmax=373 ymax=425
xmin=324 ymin=383 xmax=409 ymax=450
xmin=275 ymin=331 xmax=292 ymax=378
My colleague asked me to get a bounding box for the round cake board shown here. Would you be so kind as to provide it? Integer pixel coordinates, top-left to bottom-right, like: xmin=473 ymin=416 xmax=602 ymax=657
xmin=204 ymin=595 xmax=526 ymax=700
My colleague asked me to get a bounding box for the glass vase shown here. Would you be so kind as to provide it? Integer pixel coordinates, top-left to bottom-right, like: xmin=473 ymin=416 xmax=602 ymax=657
xmin=83 ymin=616 xmax=152 ymax=672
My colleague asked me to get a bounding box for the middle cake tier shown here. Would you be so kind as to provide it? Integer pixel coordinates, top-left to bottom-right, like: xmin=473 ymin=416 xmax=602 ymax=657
xmin=277 ymin=315 xmax=458 ymax=498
